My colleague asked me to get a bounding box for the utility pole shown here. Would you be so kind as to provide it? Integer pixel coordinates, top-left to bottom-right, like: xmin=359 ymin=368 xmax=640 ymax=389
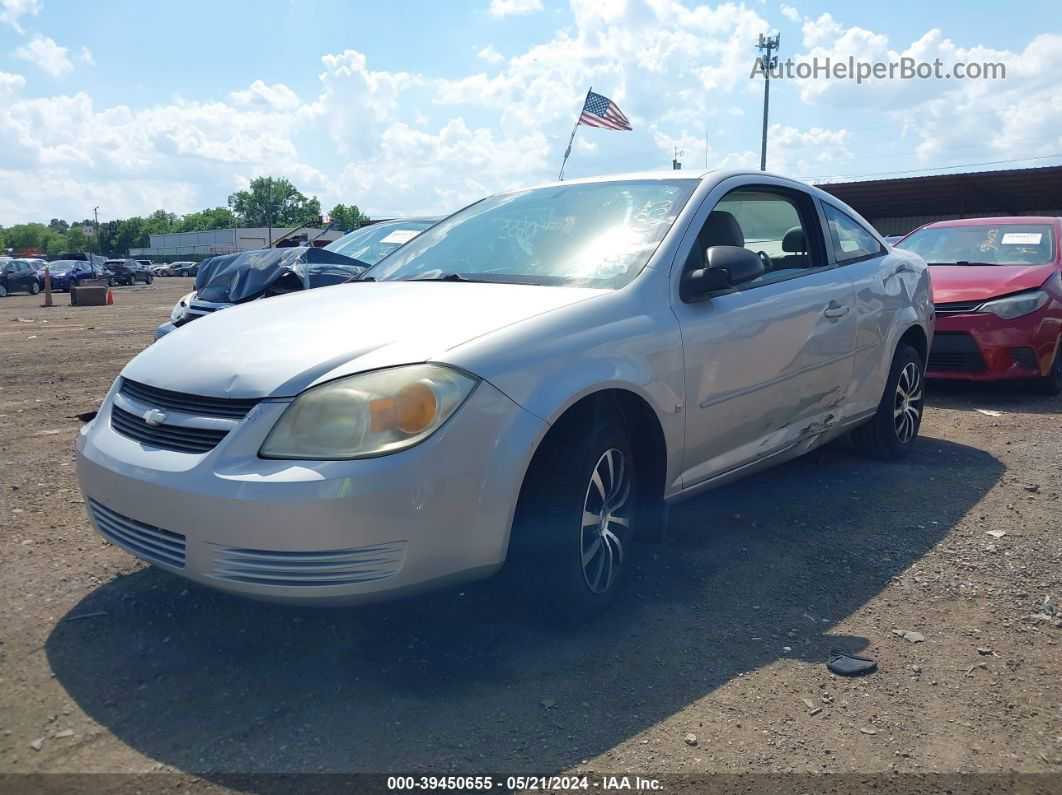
xmin=755 ymin=32 xmax=780 ymax=171
xmin=672 ymin=147 xmax=683 ymax=170
xmin=93 ymin=206 xmax=100 ymax=255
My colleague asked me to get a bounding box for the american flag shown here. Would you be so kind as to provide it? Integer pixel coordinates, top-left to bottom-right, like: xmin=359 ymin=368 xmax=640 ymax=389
xmin=579 ymin=91 xmax=632 ymax=131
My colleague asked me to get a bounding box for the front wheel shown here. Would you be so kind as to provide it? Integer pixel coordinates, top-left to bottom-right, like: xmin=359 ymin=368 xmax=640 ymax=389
xmin=1026 ymin=340 xmax=1062 ymax=396
xmin=69 ymin=278 xmax=81 ymax=290
xmin=145 ymin=274 xmax=153 ymax=285
xmin=851 ymin=342 xmax=925 ymax=459
xmin=508 ymin=408 xmax=637 ymax=624
xmin=0 ymin=285 xmax=7 ymax=298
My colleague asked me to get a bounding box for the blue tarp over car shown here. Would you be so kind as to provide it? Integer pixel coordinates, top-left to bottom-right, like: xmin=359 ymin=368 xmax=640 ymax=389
xmin=194 ymin=246 xmax=369 ymax=304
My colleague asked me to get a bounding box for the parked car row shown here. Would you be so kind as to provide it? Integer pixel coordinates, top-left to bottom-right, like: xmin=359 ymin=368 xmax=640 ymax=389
xmin=155 ymin=219 xmax=437 ymax=338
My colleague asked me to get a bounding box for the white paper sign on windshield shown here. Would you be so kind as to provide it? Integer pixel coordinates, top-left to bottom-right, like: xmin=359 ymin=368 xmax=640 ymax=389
xmin=380 ymin=229 xmax=422 ymax=245
xmin=1001 ymin=233 xmax=1042 ymax=245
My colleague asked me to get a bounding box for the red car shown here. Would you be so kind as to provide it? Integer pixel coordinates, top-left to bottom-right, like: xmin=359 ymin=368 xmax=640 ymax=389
xmin=896 ymin=216 xmax=1062 ymax=395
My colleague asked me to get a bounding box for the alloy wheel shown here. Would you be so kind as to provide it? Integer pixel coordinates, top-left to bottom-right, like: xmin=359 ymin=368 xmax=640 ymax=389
xmin=893 ymin=361 xmax=923 ymax=443
xmin=580 ymin=448 xmax=630 ymax=594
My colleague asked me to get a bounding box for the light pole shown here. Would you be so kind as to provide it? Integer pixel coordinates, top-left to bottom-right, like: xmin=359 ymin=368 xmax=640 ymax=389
xmin=755 ymin=33 xmax=780 ymax=171
xmin=93 ymin=206 xmax=100 ymax=255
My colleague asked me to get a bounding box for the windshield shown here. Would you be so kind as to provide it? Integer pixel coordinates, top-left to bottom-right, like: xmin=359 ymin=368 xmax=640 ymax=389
xmin=897 ymin=223 xmax=1056 ymax=265
xmin=365 ymin=179 xmax=698 ymax=287
xmin=48 ymin=260 xmax=79 ymax=270
xmin=325 ymin=221 xmax=434 ymax=265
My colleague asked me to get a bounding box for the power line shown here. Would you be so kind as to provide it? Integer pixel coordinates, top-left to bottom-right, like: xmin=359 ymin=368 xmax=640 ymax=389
xmin=806 ymin=153 xmax=1062 ymax=183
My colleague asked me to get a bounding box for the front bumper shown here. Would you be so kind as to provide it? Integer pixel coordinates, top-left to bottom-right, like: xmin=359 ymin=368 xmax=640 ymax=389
xmin=927 ymin=308 xmax=1061 ymax=381
xmin=76 ymin=378 xmax=545 ymax=605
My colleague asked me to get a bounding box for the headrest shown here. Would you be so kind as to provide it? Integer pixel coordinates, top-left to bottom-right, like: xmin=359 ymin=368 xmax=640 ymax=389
xmin=782 ymin=226 xmax=806 ymax=253
xmin=702 ymin=211 xmax=744 ymax=249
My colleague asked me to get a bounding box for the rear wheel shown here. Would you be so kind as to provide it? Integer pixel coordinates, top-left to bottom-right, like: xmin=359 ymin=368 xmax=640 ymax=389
xmin=29 ymin=280 xmax=40 ymax=295
xmin=1026 ymin=340 xmax=1062 ymax=396
xmin=145 ymin=273 xmax=153 ymax=285
xmin=852 ymin=342 xmax=924 ymax=459
xmin=508 ymin=407 xmax=637 ymax=624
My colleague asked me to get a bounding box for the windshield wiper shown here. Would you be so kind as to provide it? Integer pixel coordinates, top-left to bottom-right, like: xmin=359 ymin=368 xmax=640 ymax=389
xmin=928 ymin=261 xmax=998 ymax=267
xmin=407 ymin=272 xmax=480 ymax=282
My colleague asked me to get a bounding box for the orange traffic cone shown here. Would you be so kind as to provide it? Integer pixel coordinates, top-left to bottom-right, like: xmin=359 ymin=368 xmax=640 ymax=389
xmin=106 ymin=288 xmax=114 ymax=305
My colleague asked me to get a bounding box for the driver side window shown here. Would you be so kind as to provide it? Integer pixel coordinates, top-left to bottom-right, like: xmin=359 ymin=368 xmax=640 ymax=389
xmin=691 ymin=188 xmax=822 ymax=287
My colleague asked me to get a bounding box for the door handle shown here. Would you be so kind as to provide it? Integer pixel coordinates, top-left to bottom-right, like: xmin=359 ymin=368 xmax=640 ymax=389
xmin=824 ymin=304 xmax=850 ymax=319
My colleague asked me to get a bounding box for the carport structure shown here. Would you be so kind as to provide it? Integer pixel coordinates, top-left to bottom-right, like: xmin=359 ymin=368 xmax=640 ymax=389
xmin=816 ymin=165 xmax=1062 ymax=236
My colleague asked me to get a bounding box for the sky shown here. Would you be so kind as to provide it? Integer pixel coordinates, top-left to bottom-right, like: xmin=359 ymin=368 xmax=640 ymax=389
xmin=1 ymin=0 xmax=1060 ymax=226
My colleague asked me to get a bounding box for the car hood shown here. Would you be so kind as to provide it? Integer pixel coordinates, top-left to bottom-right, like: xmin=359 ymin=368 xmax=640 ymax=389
xmin=931 ymin=263 xmax=1057 ymax=303
xmin=125 ymin=281 xmax=606 ymax=398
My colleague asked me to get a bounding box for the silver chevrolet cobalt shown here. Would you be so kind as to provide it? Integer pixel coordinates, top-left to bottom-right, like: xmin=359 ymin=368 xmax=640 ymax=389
xmin=76 ymin=170 xmax=933 ymax=622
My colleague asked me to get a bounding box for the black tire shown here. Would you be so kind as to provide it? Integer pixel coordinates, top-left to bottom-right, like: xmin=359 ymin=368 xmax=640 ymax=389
xmin=145 ymin=274 xmax=153 ymax=285
xmin=69 ymin=278 xmax=80 ymax=290
xmin=852 ymin=342 xmax=925 ymax=459
xmin=507 ymin=405 xmax=637 ymax=624
xmin=29 ymin=280 xmax=40 ymax=295
xmin=0 ymin=285 xmax=7 ymax=298
xmin=1026 ymin=340 xmax=1062 ymax=396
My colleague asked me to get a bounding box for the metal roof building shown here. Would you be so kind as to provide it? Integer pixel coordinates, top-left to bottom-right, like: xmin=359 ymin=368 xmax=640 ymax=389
xmin=130 ymin=226 xmax=344 ymax=261
xmin=816 ymin=165 xmax=1062 ymax=236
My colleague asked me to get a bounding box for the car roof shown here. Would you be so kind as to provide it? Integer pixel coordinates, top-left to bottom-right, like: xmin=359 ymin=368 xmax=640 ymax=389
xmin=920 ymin=216 xmax=1062 ymax=229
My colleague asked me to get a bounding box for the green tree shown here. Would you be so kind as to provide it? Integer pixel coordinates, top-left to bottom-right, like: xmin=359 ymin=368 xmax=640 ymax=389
xmin=328 ymin=203 xmax=370 ymax=232
xmin=228 ymin=177 xmax=321 ymax=231
xmin=5 ymin=222 xmax=51 ymax=251
xmin=178 ymin=207 xmax=237 ymax=232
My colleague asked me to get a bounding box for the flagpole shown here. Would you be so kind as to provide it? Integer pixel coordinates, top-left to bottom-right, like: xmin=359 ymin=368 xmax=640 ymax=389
xmin=558 ymin=86 xmax=591 ymax=181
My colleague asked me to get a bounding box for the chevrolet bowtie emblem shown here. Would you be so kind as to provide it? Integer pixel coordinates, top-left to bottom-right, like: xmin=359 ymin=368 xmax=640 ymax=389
xmin=142 ymin=408 xmax=168 ymax=427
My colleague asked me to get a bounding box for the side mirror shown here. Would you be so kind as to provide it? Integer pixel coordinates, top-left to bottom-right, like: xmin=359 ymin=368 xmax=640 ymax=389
xmin=681 ymin=245 xmax=765 ymax=302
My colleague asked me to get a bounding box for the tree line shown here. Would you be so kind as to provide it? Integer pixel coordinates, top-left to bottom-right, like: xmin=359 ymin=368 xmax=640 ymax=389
xmin=0 ymin=177 xmax=370 ymax=257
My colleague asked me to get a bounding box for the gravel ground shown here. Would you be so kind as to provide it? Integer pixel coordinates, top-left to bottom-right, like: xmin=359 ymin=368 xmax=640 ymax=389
xmin=0 ymin=282 xmax=1059 ymax=790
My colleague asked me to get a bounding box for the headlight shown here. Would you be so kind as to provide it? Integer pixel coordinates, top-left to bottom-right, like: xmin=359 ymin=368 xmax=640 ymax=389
xmin=170 ymin=292 xmax=196 ymax=323
xmin=979 ymin=289 xmax=1048 ymax=320
xmin=260 ymin=364 xmax=478 ymax=460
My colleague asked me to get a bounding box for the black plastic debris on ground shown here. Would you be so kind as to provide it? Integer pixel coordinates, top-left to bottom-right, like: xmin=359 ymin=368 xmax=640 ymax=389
xmin=827 ymin=650 xmax=877 ymax=676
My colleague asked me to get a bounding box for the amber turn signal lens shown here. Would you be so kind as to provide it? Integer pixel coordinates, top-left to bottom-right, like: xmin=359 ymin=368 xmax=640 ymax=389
xmin=395 ymin=382 xmax=437 ymax=433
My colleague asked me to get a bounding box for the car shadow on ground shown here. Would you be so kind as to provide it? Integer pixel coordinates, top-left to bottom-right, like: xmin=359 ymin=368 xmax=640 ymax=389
xmin=927 ymin=378 xmax=1062 ymax=416
xmin=46 ymin=435 xmax=1003 ymax=780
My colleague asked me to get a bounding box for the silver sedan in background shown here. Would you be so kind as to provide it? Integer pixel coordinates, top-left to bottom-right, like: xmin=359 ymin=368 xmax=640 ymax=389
xmin=76 ymin=170 xmax=932 ymax=623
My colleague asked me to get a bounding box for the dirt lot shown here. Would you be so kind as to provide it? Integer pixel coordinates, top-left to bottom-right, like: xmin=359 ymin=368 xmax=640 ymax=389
xmin=0 ymin=281 xmax=1059 ymax=789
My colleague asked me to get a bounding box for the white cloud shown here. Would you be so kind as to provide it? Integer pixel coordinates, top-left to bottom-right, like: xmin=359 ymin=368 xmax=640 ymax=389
xmin=476 ymin=44 xmax=505 ymax=64
xmin=11 ymin=1 xmax=1048 ymax=225
xmin=488 ymin=0 xmax=543 ymax=18
xmin=78 ymin=45 xmax=95 ymax=66
xmin=229 ymin=80 xmax=301 ymax=112
xmin=0 ymin=0 xmax=41 ymax=33
xmin=14 ymin=35 xmax=73 ymax=78
xmin=779 ymin=4 xmax=800 ymax=23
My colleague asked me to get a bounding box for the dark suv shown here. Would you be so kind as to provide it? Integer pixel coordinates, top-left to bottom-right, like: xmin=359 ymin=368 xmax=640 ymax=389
xmin=105 ymin=259 xmax=154 ymax=285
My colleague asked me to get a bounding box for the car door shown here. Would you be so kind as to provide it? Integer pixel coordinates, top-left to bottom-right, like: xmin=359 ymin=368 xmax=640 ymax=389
xmin=13 ymin=262 xmax=31 ymax=292
xmin=671 ymin=176 xmax=857 ymax=488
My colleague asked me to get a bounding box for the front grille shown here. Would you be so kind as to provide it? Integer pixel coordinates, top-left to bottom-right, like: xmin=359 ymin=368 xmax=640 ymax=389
xmin=934 ymin=300 xmax=984 ymax=315
xmin=119 ymin=378 xmax=258 ymax=420
xmin=211 ymin=543 xmax=407 ymax=588
xmin=88 ymin=499 xmax=186 ymax=568
xmin=186 ymin=301 xmax=231 ymax=319
xmin=928 ymin=332 xmax=986 ymax=373
xmin=111 ymin=405 xmax=229 ymax=454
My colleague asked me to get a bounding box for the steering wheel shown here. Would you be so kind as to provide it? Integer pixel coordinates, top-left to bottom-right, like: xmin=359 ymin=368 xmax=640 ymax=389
xmin=756 ymin=250 xmax=773 ymax=272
